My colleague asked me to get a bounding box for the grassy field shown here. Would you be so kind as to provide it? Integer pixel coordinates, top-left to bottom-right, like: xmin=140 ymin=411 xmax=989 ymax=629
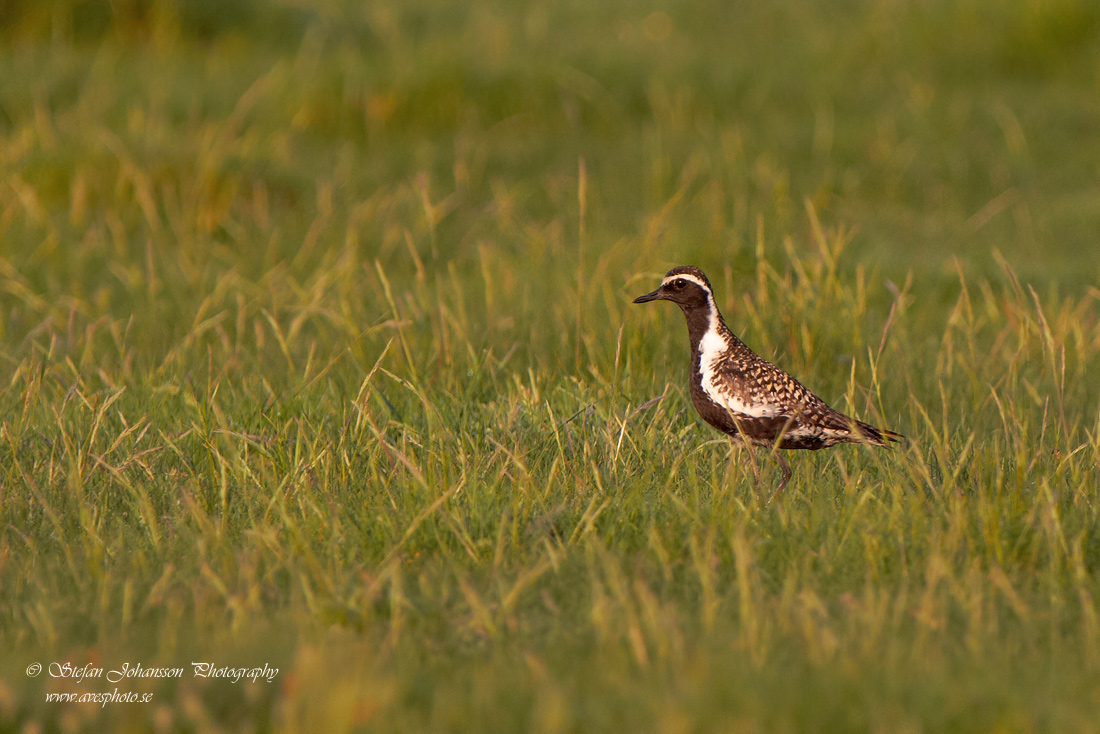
xmin=2 ymin=0 xmax=1100 ymax=731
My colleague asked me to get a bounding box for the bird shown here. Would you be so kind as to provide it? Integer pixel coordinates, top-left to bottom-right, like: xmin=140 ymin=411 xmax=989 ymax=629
xmin=633 ymin=265 xmax=902 ymax=495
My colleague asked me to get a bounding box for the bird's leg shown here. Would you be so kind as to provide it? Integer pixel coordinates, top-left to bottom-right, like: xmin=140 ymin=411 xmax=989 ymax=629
xmin=735 ymin=439 xmax=761 ymax=489
xmin=766 ymin=451 xmax=792 ymax=505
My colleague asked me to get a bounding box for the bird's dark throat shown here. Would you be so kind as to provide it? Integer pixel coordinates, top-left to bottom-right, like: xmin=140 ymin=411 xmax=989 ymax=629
xmin=681 ymin=303 xmax=718 ymax=351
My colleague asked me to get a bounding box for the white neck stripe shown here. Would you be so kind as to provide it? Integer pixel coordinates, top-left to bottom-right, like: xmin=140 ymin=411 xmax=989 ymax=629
xmin=696 ymin=304 xmax=779 ymax=420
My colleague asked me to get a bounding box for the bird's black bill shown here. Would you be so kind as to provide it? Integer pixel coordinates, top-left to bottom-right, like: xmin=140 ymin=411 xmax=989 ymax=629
xmin=633 ymin=290 xmax=662 ymax=304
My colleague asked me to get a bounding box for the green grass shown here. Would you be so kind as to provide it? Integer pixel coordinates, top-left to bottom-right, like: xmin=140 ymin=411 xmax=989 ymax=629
xmin=2 ymin=0 xmax=1100 ymax=731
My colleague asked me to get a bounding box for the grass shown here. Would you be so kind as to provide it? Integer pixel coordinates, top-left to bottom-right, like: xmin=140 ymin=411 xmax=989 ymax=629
xmin=1 ymin=0 xmax=1100 ymax=731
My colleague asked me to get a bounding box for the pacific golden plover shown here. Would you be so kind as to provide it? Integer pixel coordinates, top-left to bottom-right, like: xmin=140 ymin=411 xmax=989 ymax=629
xmin=633 ymin=265 xmax=902 ymax=494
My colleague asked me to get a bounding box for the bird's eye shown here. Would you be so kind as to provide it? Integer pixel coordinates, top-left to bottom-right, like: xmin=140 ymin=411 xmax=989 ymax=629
xmin=672 ymin=279 xmax=686 ymax=289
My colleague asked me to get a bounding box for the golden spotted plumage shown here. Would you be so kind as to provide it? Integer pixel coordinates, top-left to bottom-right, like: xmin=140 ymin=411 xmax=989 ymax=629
xmin=634 ymin=265 xmax=902 ymax=493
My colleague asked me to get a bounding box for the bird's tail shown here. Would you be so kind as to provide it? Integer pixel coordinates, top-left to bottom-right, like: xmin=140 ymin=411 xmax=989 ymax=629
xmin=854 ymin=419 xmax=905 ymax=447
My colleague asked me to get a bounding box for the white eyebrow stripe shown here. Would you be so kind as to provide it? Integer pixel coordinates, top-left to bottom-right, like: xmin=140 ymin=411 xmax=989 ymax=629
xmin=662 ymin=273 xmax=711 ymax=291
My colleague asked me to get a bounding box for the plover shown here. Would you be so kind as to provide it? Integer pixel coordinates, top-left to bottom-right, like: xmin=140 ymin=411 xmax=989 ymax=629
xmin=633 ymin=265 xmax=901 ymax=494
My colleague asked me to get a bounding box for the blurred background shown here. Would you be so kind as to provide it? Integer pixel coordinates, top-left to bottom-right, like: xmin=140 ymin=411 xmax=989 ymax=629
xmin=3 ymin=0 xmax=1099 ymax=292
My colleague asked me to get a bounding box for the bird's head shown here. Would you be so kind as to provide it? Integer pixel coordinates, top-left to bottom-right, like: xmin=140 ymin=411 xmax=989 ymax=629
xmin=632 ymin=266 xmax=714 ymax=311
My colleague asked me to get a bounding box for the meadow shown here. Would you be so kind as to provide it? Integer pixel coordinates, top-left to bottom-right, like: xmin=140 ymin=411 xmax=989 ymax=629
xmin=2 ymin=0 xmax=1100 ymax=731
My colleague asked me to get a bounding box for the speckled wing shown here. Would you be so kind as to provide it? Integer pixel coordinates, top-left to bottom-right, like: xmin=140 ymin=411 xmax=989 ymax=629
xmin=706 ymin=352 xmax=856 ymax=448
